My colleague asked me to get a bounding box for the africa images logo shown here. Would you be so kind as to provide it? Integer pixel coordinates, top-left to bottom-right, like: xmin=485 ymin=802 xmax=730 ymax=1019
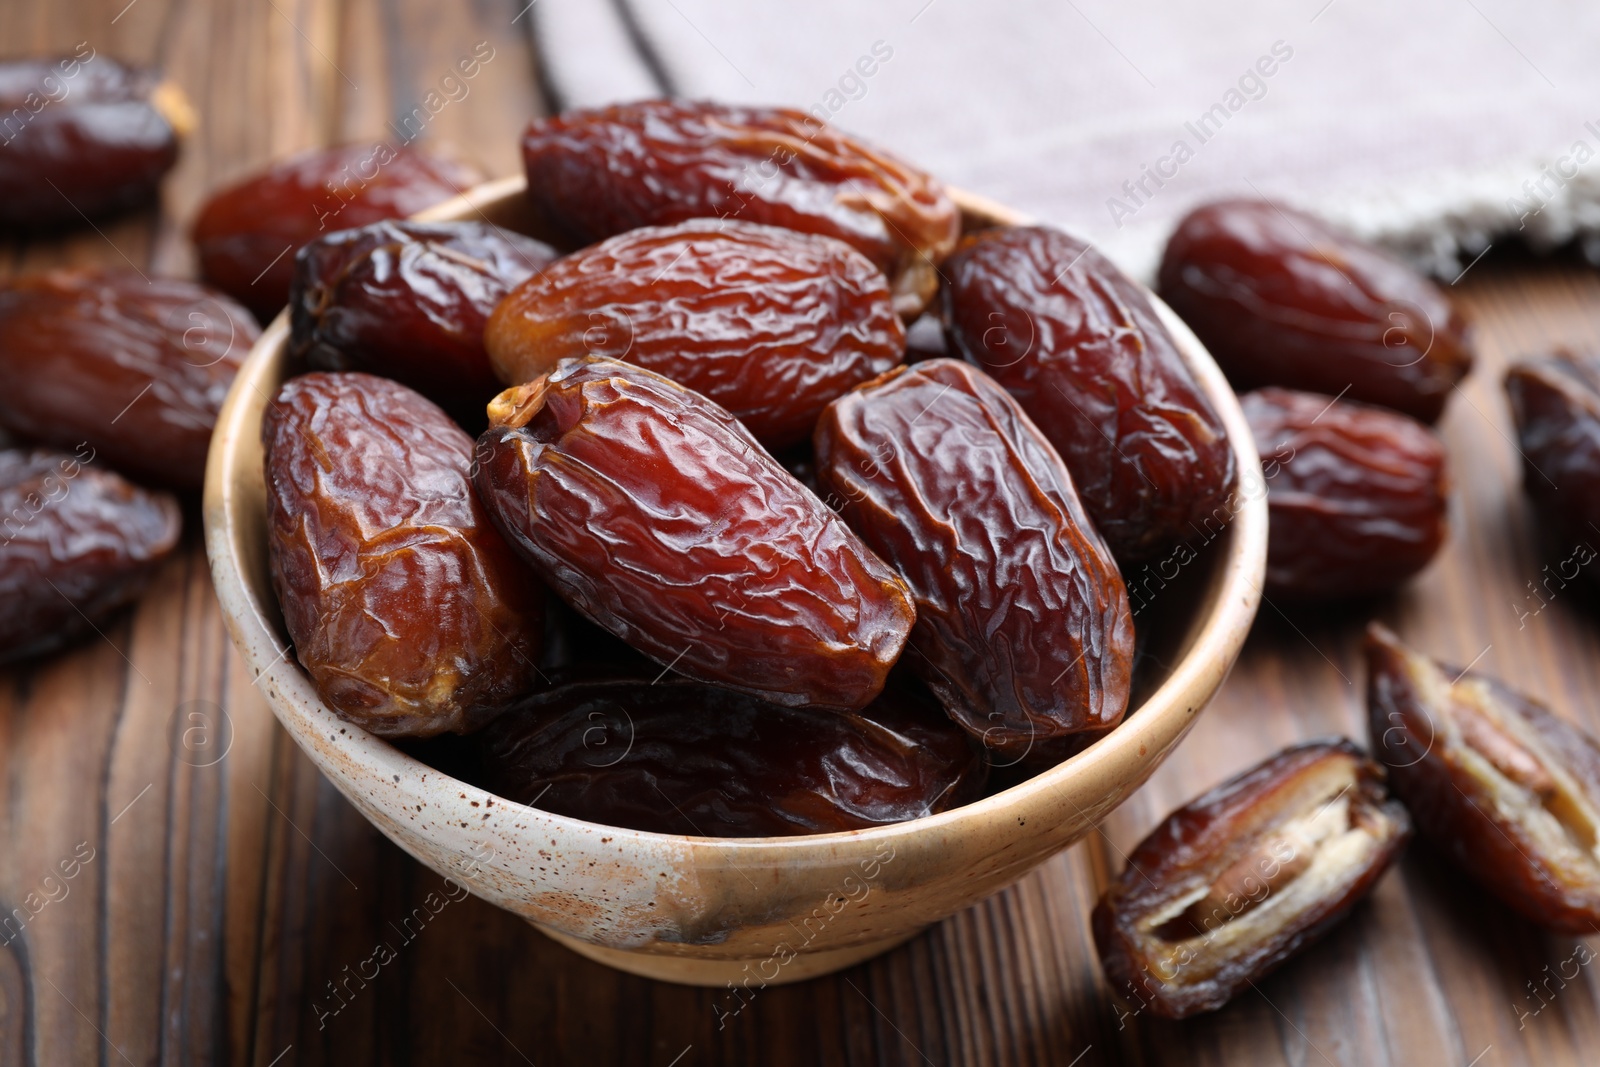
xmin=1106 ymin=41 xmax=1295 ymax=229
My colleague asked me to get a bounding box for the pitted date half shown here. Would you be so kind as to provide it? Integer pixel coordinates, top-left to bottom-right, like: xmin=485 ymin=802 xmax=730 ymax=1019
xmin=485 ymin=219 xmax=905 ymax=448
xmin=263 ymin=372 xmax=544 ymax=737
xmin=520 ymin=99 xmax=960 ymax=316
xmin=1367 ymin=623 xmax=1600 ymax=933
xmin=0 ymin=269 xmax=257 ymax=489
xmin=290 ymin=219 xmax=556 ymax=426
xmin=813 ymin=358 xmax=1133 ymax=759
xmin=1242 ymin=387 xmax=1449 ymax=600
xmin=1092 ymin=739 xmax=1409 ymax=1020
xmin=940 ymin=225 xmax=1235 ymax=561
xmin=1158 ymin=199 xmax=1473 ymax=423
xmin=1506 ymin=351 xmax=1600 ymax=566
xmin=0 ymin=447 xmax=181 ymax=663
xmin=194 ymin=143 xmax=483 ymax=320
xmin=0 ymin=53 xmax=191 ymax=228
xmin=479 ymin=673 xmax=984 ymax=837
xmin=472 ymin=358 xmax=915 ymax=711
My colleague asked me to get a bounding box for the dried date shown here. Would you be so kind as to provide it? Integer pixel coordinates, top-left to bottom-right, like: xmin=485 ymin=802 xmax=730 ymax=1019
xmin=290 ymin=219 xmax=556 ymax=425
xmin=1506 ymin=351 xmax=1600 ymax=566
xmin=813 ymin=358 xmax=1133 ymax=759
xmin=1242 ymin=387 xmax=1449 ymax=599
xmin=472 ymin=357 xmax=915 ymax=710
xmin=520 ymin=99 xmax=960 ymax=316
xmin=263 ymin=372 xmax=544 ymax=737
xmin=1367 ymin=623 xmax=1600 ymax=932
xmin=0 ymin=269 xmax=257 ymax=489
xmin=0 ymin=52 xmax=191 ymax=228
xmin=485 ymin=219 xmax=905 ymax=448
xmin=940 ymin=225 xmax=1235 ymax=561
xmin=0 ymin=447 xmax=181 ymax=663
xmin=194 ymin=143 xmax=483 ymax=320
xmin=1093 ymin=739 xmax=1409 ymax=1019
xmin=479 ymin=672 xmax=984 ymax=837
xmin=1158 ymin=199 xmax=1473 ymax=422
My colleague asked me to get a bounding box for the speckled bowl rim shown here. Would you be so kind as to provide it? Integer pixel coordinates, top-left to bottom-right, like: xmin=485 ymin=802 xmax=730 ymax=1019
xmin=204 ymin=176 xmax=1268 ymax=859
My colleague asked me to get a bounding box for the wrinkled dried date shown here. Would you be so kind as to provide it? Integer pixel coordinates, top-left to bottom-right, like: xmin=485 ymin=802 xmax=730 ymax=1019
xmin=263 ymin=372 xmax=544 ymax=737
xmin=0 ymin=269 xmax=257 ymax=489
xmin=1242 ymin=387 xmax=1449 ymax=599
xmin=194 ymin=143 xmax=483 ymax=320
xmin=0 ymin=447 xmax=181 ymax=663
xmin=941 ymin=225 xmax=1235 ymax=561
xmin=814 ymin=358 xmax=1133 ymax=759
xmin=520 ymin=99 xmax=960 ymax=316
xmin=473 ymin=358 xmax=915 ymax=710
xmin=1093 ymin=739 xmax=1409 ymax=1019
xmin=1506 ymin=351 xmax=1600 ymax=566
xmin=485 ymin=220 xmax=906 ymax=448
xmin=1367 ymin=623 xmax=1600 ymax=933
xmin=0 ymin=53 xmax=191 ymax=228
xmin=290 ymin=219 xmax=556 ymax=425
xmin=479 ymin=672 xmax=984 ymax=837
xmin=1158 ymin=199 xmax=1473 ymax=423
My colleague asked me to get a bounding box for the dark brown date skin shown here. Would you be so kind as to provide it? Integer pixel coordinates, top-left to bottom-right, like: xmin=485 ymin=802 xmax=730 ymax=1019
xmin=290 ymin=219 xmax=556 ymax=426
xmin=479 ymin=672 xmax=985 ymax=837
xmin=520 ymin=99 xmax=960 ymax=317
xmin=485 ymin=219 xmax=905 ymax=448
xmin=1242 ymin=387 xmax=1449 ymax=600
xmin=1367 ymin=623 xmax=1600 ymax=933
xmin=0 ymin=447 xmax=181 ymax=663
xmin=941 ymin=225 xmax=1235 ymax=561
xmin=0 ymin=269 xmax=258 ymax=489
xmin=0 ymin=53 xmax=190 ymax=228
xmin=813 ymin=358 xmax=1133 ymax=760
xmin=1093 ymin=739 xmax=1409 ymax=1020
xmin=1506 ymin=351 xmax=1600 ymax=567
xmin=263 ymin=372 xmax=544 ymax=737
xmin=1158 ymin=199 xmax=1473 ymax=423
xmin=194 ymin=143 xmax=483 ymax=320
xmin=473 ymin=358 xmax=915 ymax=711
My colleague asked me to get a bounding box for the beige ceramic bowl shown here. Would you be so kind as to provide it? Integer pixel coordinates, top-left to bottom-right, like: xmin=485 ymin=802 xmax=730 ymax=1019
xmin=203 ymin=176 xmax=1268 ymax=986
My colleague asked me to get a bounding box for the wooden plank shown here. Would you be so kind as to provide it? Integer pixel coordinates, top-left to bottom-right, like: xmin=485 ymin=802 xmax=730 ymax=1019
xmin=5 ymin=0 xmax=1600 ymax=1063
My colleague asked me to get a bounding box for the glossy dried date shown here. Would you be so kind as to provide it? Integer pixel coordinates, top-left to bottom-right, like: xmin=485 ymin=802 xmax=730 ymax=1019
xmin=520 ymin=99 xmax=960 ymax=316
xmin=813 ymin=358 xmax=1133 ymax=759
xmin=485 ymin=220 xmax=905 ymax=448
xmin=941 ymin=225 xmax=1235 ymax=561
xmin=1158 ymin=199 xmax=1473 ymax=422
xmin=1367 ymin=623 xmax=1600 ymax=932
xmin=0 ymin=269 xmax=257 ymax=489
xmin=0 ymin=52 xmax=191 ymax=228
xmin=472 ymin=358 xmax=915 ymax=710
xmin=1242 ymin=387 xmax=1449 ymax=599
xmin=194 ymin=143 xmax=483 ymax=320
xmin=290 ymin=219 xmax=556 ymax=425
xmin=0 ymin=447 xmax=180 ymax=663
xmin=479 ymin=673 xmax=984 ymax=837
xmin=264 ymin=372 xmax=544 ymax=737
xmin=1506 ymin=351 xmax=1600 ymax=565
xmin=1093 ymin=739 xmax=1409 ymax=1019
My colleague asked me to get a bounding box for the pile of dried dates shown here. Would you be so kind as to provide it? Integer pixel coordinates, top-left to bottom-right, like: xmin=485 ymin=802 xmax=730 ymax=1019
xmin=0 ymin=51 xmax=485 ymax=668
xmin=11 ymin=65 xmax=1600 ymax=1026
xmin=261 ymin=98 xmax=1239 ymax=838
xmin=1093 ymin=202 xmax=1600 ymax=1021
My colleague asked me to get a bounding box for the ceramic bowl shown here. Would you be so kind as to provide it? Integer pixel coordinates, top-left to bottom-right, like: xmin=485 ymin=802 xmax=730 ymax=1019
xmin=202 ymin=176 xmax=1267 ymax=986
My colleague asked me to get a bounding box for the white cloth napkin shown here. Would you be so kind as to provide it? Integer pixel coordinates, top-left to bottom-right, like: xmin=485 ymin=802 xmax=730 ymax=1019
xmin=531 ymin=0 xmax=1600 ymax=281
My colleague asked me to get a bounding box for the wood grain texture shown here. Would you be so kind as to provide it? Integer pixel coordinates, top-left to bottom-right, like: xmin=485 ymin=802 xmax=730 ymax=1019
xmin=3 ymin=2 xmax=1600 ymax=1064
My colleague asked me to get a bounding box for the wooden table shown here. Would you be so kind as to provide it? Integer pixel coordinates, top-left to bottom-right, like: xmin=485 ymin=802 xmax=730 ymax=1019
xmin=5 ymin=3 xmax=1600 ymax=1064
